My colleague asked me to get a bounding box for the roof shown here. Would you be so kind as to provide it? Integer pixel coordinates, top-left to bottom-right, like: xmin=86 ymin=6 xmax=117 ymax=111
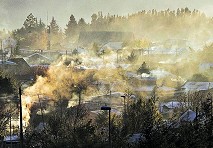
xmin=4 ymin=135 xmax=19 ymax=142
xmin=100 ymin=42 xmax=123 ymax=52
xmin=9 ymin=58 xmax=31 ymax=68
xmin=90 ymin=92 xmax=125 ymax=100
xmin=158 ymin=86 xmax=176 ymax=91
xmin=91 ymin=108 xmax=121 ymax=116
xmin=35 ymin=122 xmax=48 ymax=132
xmin=0 ymin=60 xmax=17 ymax=65
xmin=128 ymin=133 xmax=146 ymax=144
xmin=181 ymin=82 xmax=213 ymax=91
xmin=160 ymin=101 xmax=187 ymax=109
xmin=150 ymin=69 xmax=175 ymax=79
xmin=126 ymin=72 xmax=156 ymax=81
xmin=26 ymin=53 xmax=51 ymax=60
xmin=135 ymin=85 xmax=176 ymax=92
xmin=134 ymin=86 xmax=155 ymax=92
xmin=73 ymin=47 xmax=88 ymax=54
xmin=145 ymin=46 xmax=187 ymax=55
xmin=199 ymin=63 xmax=213 ymax=71
xmin=179 ymin=109 xmax=196 ymax=122
xmin=25 ymin=53 xmax=52 ymax=65
xmin=171 ymin=109 xmax=197 ymax=128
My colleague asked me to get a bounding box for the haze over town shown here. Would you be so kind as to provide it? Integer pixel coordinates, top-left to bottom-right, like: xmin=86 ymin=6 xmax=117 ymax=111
xmin=0 ymin=0 xmax=213 ymax=147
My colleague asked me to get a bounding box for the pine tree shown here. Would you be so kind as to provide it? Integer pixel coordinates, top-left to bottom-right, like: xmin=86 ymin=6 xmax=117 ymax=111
xmin=91 ymin=13 xmax=98 ymax=30
xmin=36 ymin=18 xmax=45 ymax=32
xmin=50 ymin=17 xmax=59 ymax=35
xmin=65 ymin=14 xmax=77 ymax=40
xmin=23 ymin=13 xmax=38 ymax=31
xmin=78 ymin=18 xmax=87 ymax=32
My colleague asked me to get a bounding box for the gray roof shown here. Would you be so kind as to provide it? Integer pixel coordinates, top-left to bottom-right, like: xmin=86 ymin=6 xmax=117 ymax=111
xmin=100 ymin=42 xmax=123 ymax=51
xmin=146 ymin=46 xmax=187 ymax=55
xmin=181 ymin=82 xmax=213 ymax=91
xmin=160 ymin=101 xmax=188 ymax=109
xmin=4 ymin=135 xmax=19 ymax=142
xmin=24 ymin=53 xmax=52 ymax=65
xmin=0 ymin=60 xmax=17 ymax=65
xmin=135 ymin=85 xmax=176 ymax=92
xmin=179 ymin=109 xmax=196 ymax=122
xmin=128 ymin=133 xmax=146 ymax=144
xmin=199 ymin=63 xmax=213 ymax=71
xmin=26 ymin=53 xmax=51 ymax=60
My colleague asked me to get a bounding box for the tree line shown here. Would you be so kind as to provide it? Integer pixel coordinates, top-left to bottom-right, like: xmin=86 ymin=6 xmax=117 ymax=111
xmin=12 ymin=7 xmax=213 ymax=49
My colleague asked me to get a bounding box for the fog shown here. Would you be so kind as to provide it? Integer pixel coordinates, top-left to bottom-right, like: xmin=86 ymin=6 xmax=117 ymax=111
xmin=1 ymin=0 xmax=213 ymax=129
xmin=1 ymin=0 xmax=213 ymax=30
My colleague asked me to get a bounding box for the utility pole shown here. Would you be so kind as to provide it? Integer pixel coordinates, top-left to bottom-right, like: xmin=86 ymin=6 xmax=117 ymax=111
xmin=1 ymin=40 xmax=3 ymax=63
xmin=9 ymin=100 xmax=12 ymax=148
xmin=47 ymin=25 xmax=50 ymax=50
xmin=101 ymin=106 xmax=111 ymax=148
xmin=117 ymin=50 xmax=119 ymax=64
xmin=19 ymin=87 xmax=23 ymax=148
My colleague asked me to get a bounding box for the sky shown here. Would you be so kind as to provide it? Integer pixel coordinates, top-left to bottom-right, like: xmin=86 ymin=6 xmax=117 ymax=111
xmin=0 ymin=0 xmax=213 ymax=30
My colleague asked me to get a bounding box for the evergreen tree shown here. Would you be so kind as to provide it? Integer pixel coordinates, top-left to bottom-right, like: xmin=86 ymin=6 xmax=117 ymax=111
xmin=91 ymin=13 xmax=98 ymax=30
xmin=78 ymin=18 xmax=87 ymax=32
xmin=91 ymin=13 xmax=98 ymax=24
xmin=137 ymin=62 xmax=150 ymax=74
xmin=65 ymin=14 xmax=77 ymax=41
xmin=23 ymin=13 xmax=38 ymax=32
xmin=50 ymin=17 xmax=59 ymax=35
xmin=13 ymin=13 xmax=47 ymax=49
xmin=37 ymin=18 xmax=45 ymax=32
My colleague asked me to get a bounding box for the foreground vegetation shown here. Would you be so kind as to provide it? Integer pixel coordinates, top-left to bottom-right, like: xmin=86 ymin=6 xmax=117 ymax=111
xmin=0 ymin=74 xmax=212 ymax=147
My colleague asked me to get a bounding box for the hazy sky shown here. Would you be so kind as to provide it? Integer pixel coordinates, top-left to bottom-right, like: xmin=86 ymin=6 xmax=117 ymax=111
xmin=0 ymin=0 xmax=213 ymax=30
